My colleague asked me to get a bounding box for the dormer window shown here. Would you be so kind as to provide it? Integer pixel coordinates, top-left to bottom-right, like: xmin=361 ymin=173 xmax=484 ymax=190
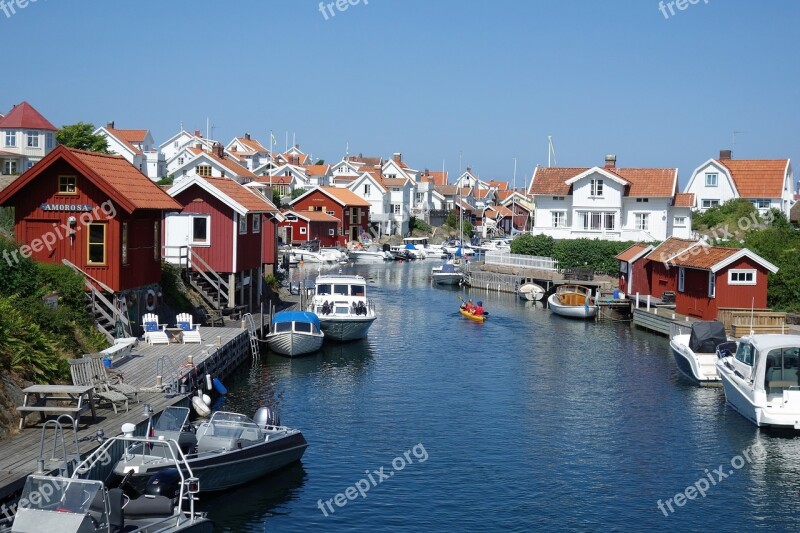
xmin=705 ymin=173 xmax=718 ymax=187
xmin=196 ymin=165 xmax=212 ymax=177
xmin=590 ymin=179 xmax=604 ymax=196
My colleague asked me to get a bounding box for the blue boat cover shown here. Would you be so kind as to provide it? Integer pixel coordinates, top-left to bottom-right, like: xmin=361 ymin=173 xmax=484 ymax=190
xmin=455 ymin=247 xmax=463 ymax=257
xmin=405 ymin=243 xmax=418 ymax=250
xmin=272 ymin=310 xmax=321 ymax=328
xmin=441 ymin=264 xmax=456 ymax=273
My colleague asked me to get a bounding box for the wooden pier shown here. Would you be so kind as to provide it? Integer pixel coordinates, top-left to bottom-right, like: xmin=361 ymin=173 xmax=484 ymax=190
xmin=0 ymin=323 xmax=253 ymax=503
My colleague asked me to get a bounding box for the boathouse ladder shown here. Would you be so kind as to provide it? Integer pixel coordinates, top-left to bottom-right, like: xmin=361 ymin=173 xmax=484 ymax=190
xmin=242 ymin=313 xmax=259 ymax=360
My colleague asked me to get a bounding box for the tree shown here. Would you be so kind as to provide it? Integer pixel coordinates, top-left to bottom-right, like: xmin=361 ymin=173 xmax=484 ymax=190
xmin=56 ymin=122 xmax=110 ymax=153
xmin=272 ymin=189 xmax=282 ymax=207
xmin=444 ymin=210 xmax=472 ymax=237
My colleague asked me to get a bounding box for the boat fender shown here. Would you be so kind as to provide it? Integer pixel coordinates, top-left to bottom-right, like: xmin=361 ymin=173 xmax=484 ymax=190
xmin=192 ymin=395 xmax=211 ymax=417
xmin=212 ymin=377 xmax=227 ymax=395
xmin=202 ymin=394 xmax=211 ymax=406
xmin=205 ymin=373 xmax=213 ymax=391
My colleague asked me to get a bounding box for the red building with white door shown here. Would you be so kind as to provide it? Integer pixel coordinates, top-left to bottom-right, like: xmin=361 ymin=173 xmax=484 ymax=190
xmin=279 ymin=209 xmax=340 ymax=247
xmin=287 ymin=187 xmax=370 ymax=246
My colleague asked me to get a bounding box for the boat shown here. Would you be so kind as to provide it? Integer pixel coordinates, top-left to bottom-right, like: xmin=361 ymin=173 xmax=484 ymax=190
xmin=6 ymin=433 xmax=213 ymax=533
xmin=518 ymin=282 xmax=545 ymax=302
xmin=390 ymin=243 xmax=425 ymax=260
xmin=432 ymin=263 xmax=464 ymax=285
xmin=669 ymin=321 xmax=729 ymax=386
xmin=265 ymin=310 xmax=324 ymax=357
xmin=403 ymin=237 xmax=446 ymax=259
xmin=349 ymin=244 xmax=392 ymax=263
xmin=308 ymin=274 xmax=377 ymax=341
xmin=459 ymin=307 xmax=486 ymax=323
xmin=113 ymin=407 xmax=308 ymax=492
xmin=716 ymin=334 xmax=800 ymax=430
xmin=547 ymin=285 xmax=598 ymax=319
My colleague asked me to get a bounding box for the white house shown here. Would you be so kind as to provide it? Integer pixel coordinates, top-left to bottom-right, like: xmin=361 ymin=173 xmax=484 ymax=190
xmin=95 ymin=122 xmax=165 ymax=180
xmin=160 ymin=129 xmax=217 ymax=174
xmin=225 ymin=133 xmax=272 ymax=171
xmin=528 ymin=155 xmax=693 ymax=241
xmin=684 ymin=150 xmax=794 ymax=217
xmin=171 ymin=144 xmax=257 ymax=185
xmin=453 ymin=168 xmax=485 ymax=189
xmin=0 ymin=101 xmax=57 ymax=176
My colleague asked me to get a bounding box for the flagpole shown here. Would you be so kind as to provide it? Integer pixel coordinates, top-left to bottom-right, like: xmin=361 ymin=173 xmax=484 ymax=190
xmin=269 ymin=130 xmax=273 ymax=190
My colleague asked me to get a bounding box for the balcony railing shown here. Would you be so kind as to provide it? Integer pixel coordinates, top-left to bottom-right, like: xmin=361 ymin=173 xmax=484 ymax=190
xmin=484 ymin=251 xmax=560 ymax=271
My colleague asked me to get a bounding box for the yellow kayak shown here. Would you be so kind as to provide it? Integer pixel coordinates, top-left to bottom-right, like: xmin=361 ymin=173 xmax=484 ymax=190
xmin=459 ymin=308 xmax=486 ymax=323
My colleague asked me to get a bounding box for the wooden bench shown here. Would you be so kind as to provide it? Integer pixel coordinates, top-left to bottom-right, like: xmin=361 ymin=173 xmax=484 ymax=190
xmin=18 ymin=385 xmax=96 ymax=430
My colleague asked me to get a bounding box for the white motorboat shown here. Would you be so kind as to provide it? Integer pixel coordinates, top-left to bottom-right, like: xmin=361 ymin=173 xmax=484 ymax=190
xmin=265 ymin=310 xmax=324 ymax=357
xmin=349 ymin=245 xmax=392 ymax=263
xmin=431 ymin=263 xmax=463 ymax=285
xmin=390 ymin=243 xmax=426 ymax=260
xmin=716 ymin=334 xmax=800 ymax=430
xmin=669 ymin=321 xmax=729 ymax=386
xmin=308 ymin=274 xmax=377 ymax=341
xmin=403 ymin=237 xmax=446 ymax=259
xmin=547 ymin=285 xmax=598 ymax=319
xmin=518 ymin=282 xmax=545 ymax=302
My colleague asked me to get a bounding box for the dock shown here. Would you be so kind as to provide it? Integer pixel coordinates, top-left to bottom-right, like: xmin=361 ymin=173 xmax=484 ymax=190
xmin=0 ymin=323 xmax=253 ymax=503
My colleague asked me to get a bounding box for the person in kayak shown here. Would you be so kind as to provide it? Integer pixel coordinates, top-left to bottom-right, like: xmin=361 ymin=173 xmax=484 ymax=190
xmin=474 ymin=301 xmax=484 ymax=316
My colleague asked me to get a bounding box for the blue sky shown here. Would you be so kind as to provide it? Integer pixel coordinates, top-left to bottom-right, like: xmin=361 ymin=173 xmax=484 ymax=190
xmin=2 ymin=0 xmax=798 ymax=188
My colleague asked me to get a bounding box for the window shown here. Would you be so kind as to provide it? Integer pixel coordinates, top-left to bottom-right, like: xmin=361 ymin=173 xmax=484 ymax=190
xmin=674 ymin=216 xmax=687 ymax=227
xmin=392 ymin=204 xmax=401 ymax=215
xmin=604 ymin=213 xmax=615 ymax=230
xmin=552 ymin=196 xmax=565 ymax=201
xmin=590 ymin=179 xmax=603 ymax=196
xmin=58 ymin=176 xmax=76 ymax=194
xmin=735 ymin=343 xmax=755 ymax=367
xmin=178 ymin=157 xmax=184 ymax=165
xmin=635 ymin=198 xmax=649 ymax=203
xmin=45 ymin=133 xmax=54 ymax=150
xmin=729 ymin=269 xmax=756 ymax=285
xmin=578 ymin=211 xmax=614 ymax=230
xmin=122 ymin=222 xmax=129 ymax=265
xmin=286 ymin=215 xmax=297 ymax=222
xmin=252 ymin=214 xmax=261 ymax=233
xmin=4 ymin=131 xmax=16 ymax=147
xmin=328 ymin=228 xmax=335 ymax=236
xmin=196 ymin=165 xmax=212 ymax=177
xmin=3 ymin=160 xmax=17 ymax=175
xmin=752 ymin=199 xmax=770 ymax=209
xmin=386 ymin=174 xmax=397 ymax=179
xmin=87 ymin=224 xmax=106 ymax=265
xmin=705 ymin=173 xmax=718 ymax=187
xmin=391 ymin=187 xmax=400 ymax=192
xmin=153 ymin=221 xmax=160 ymax=261
xmin=635 ymin=213 xmax=649 ymax=231
xmin=708 ymin=271 xmax=715 ymax=298
xmin=174 ymin=140 xmax=179 ymax=148
xmin=416 ymin=193 xmax=424 ymax=203
xmin=326 ymin=210 xmax=335 ymax=216
xmin=352 ymin=208 xmax=360 ymax=223
xmin=300 ymin=226 xmax=307 ymax=234
xmin=552 ymin=211 xmax=566 ymax=228
xmin=192 ymin=216 xmax=210 ymax=245
xmin=239 ymin=214 xmax=248 ymax=234
xmin=26 ymin=131 xmax=39 ymax=148
xmin=678 ymin=267 xmax=685 ymax=292
xmin=364 ymin=184 xmax=371 ymax=196
xmin=701 ymin=199 xmax=720 ymax=209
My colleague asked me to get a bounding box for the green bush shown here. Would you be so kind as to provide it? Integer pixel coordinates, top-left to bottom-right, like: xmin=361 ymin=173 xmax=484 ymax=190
xmin=511 ymin=234 xmax=555 ymax=256
xmin=410 ymin=217 xmax=432 ymax=233
xmin=161 ymin=263 xmax=194 ymax=313
xmin=551 ymin=239 xmax=639 ymax=275
xmin=0 ymin=296 xmax=68 ymax=382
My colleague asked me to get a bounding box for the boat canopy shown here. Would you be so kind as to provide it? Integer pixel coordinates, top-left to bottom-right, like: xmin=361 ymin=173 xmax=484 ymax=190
xmin=405 ymin=243 xmax=418 ymax=250
xmin=689 ymin=321 xmax=727 ymax=353
xmin=455 ymin=247 xmax=463 ymax=257
xmin=441 ymin=264 xmax=457 ymax=273
xmin=273 ymin=311 xmax=321 ymax=328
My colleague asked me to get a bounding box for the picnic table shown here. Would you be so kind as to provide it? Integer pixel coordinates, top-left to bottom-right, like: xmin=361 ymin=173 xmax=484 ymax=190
xmin=18 ymin=385 xmax=96 ymax=430
xmin=164 ymin=327 xmax=185 ymax=344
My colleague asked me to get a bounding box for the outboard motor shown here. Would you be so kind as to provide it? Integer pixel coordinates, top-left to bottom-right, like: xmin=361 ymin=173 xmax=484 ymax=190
xmin=382 ymin=243 xmax=391 ymax=252
xmin=144 ymin=468 xmax=182 ymax=499
xmin=254 ymin=407 xmax=281 ymax=428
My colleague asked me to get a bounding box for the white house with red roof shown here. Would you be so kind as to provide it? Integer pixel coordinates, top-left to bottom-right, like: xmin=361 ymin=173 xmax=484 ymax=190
xmin=160 ymin=128 xmax=217 ymax=172
xmin=0 ymin=101 xmax=58 ymax=176
xmin=683 ymin=149 xmax=794 ymax=217
xmin=94 ymin=121 xmax=165 ymax=180
xmin=225 ymin=133 xmax=272 ymax=172
xmin=528 ymin=154 xmax=693 ymax=241
xmin=170 ymin=144 xmax=256 ymax=185
xmin=275 ymin=145 xmax=310 ymax=166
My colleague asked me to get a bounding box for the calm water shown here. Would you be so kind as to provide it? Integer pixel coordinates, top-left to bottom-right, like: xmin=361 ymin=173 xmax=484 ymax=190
xmin=201 ymin=262 xmax=800 ymax=532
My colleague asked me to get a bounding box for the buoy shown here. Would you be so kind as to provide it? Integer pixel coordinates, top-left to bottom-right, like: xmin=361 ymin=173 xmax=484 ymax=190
xmin=205 ymin=373 xmax=213 ymax=391
xmin=213 ymin=377 xmax=228 ymax=395
xmin=192 ymin=395 xmax=211 ymax=417
xmin=202 ymin=394 xmax=211 ymax=406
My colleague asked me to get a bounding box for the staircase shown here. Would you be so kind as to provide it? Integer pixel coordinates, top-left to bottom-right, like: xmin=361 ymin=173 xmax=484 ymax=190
xmin=63 ymin=260 xmax=131 ymax=343
xmin=168 ymin=246 xmax=231 ymax=311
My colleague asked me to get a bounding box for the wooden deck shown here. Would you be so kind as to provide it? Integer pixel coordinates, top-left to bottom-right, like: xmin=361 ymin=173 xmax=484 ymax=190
xmin=0 ymin=324 xmax=253 ymax=503
xmin=632 ymin=307 xmax=699 ymax=336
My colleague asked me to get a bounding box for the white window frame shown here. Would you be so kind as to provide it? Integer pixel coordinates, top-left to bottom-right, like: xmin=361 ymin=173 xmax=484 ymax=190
xmin=752 ymin=199 xmax=770 ymax=210
xmin=678 ymin=267 xmax=685 ymax=292
xmin=674 ymin=216 xmax=687 ymax=227
xmin=299 ymin=226 xmax=307 ymax=235
xmin=728 ymin=269 xmax=756 ymax=285
xmin=705 ymin=173 xmax=718 ymax=187
xmin=392 ymin=204 xmax=401 ymax=215
xmin=328 ymin=228 xmax=335 ymax=236
xmin=552 ymin=211 xmax=566 ymax=228
xmin=252 ymin=214 xmax=261 ymax=233
xmin=635 ymin=213 xmax=649 ymax=231
xmin=239 ymin=214 xmax=248 ymax=234
xmin=26 ymin=131 xmax=39 ymax=148
xmin=3 ymin=160 xmax=17 ymax=175
xmin=4 ymin=131 xmax=16 ymax=147
xmin=590 ymin=179 xmax=604 ymax=197
xmin=701 ymin=199 xmax=720 ymax=209
xmin=635 ymin=198 xmax=649 ymax=203
xmin=364 ymin=184 xmax=371 ymax=196
xmin=191 ymin=215 xmax=211 ymax=246
xmin=708 ymin=271 xmax=715 ymax=298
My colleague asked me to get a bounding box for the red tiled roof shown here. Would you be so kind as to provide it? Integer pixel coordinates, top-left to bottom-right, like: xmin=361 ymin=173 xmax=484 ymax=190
xmin=284 ymin=210 xmax=340 ymax=223
xmin=487 ymin=180 xmax=509 ymax=190
xmin=645 ymin=237 xmax=701 ymax=264
xmin=188 ymin=147 xmax=256 ymax=179
xmin=318 ymin=186 xmax=370 ymax=207
xmin=304 ymin=164 xmax=330 ymax=176
xmin=668 ymin=245 xmax=739 ymax=270
xmin=381 ymin=178 xmax=408 ymax=187
xmin=435 ymin=185 xmax=458 ymax=196
xmin=615 ymin=243 xmax=651 ymax=262
xmin=718 ymin=159 xmax=789 ymax=198
xmin=200 ymin=176 xmax=277 ymax=213
xmin=530 ymin=166 xmax=676 ymax=197
xmin=237 ymin=136 xmax=269 ymax=153
xmin=112 ymin=129 xmax=148 ymax=143
xmin=257 ymin=175 xmax=294 ymax=185
xmin=673 ymin=192 xmax=694 ymax=207
xmin=485 ymin=205 xmax=513 ymax=219
xmin=105 ymin=128 xmax=144 ymax=155
xmin=421 ymin=171 xmax=447 ymax=186
xmin=529 ymin=168 xmax=584 ymax=195
xmin=0 ymin=102 xmax=57 ymax=131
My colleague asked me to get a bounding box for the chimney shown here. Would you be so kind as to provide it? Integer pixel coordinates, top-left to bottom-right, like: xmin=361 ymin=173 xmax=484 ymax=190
xmin=604 ymin=154 xmax=617 ymax=169
xmin=466 ymin=167 xmax=472 ymax=173
xmin=194 ymin=130 xmax=202 ymax=138
xmin=245 ymin=133 xmax=251 ymax=140
xmin=106 ymin=121 xmax=114 ymax=129
xmin=393 ymin=152 xmax=402 ymax=163
xmin=214 ymin=142 xmax=224 ymax=158
xmin=719 ymin=149 xmax=732 ymax=160
xmin=295 ymin=144 xmax=300 ymax=149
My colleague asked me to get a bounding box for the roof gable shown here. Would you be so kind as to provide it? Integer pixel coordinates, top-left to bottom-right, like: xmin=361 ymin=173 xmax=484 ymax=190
xmin=291 ymin=186 xmax=371 ymax=208
xmin=169 ymin=175 xmax=277 ymax=215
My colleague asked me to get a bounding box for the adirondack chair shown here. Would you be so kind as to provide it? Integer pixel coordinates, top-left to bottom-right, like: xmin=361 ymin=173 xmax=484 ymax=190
xmin=175 ymin=313 xmax=202 ymax=344
xmin=142 ymin=313 xmax=169 ymax=345
xmin=86 ymin=355 xmax=140 ymax=404
xmin=69 ymin=357 xmax=129 ymax=414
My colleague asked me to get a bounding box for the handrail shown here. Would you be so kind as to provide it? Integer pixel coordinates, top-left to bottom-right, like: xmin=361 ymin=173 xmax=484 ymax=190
xmin=165 ymin=245 xmax=231 ymax=308
xmin=64 ymin=259 xmax=131 ymax=339
xmin=62 ymin=259 xmax=115 ymax=294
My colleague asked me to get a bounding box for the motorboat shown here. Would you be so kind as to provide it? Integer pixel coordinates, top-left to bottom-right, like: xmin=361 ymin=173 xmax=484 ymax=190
xmin=349 ymin=244 xmax=392 ymax=263
xmin=431 ymin=262 xmax=463 ymax=285
xmin=390 ymin=243 xmax=426 ymax=260
xmin=6 ymin=433 xmax=213 ymax=533
xmin=265 ymin=310 xmax=324 ymax=357
xmin=518 ymin=282 xmax=545 ymax=302
xmin=547 ymin=285 xmax=598 ymax=319
xmin=113 ymin=407 xmax=308 ymax=492
xmin=443 ymin=241 xmax=475 ymax=257
xmin=403 ymin=237 xmax=446 ymax=259
xmin=716 ymin=334 xmax=800 ymax=430
xmin=308 ymin=274 xmax=377 ymax=340
xmin=669 ymin=321 xmax=728 ymax=386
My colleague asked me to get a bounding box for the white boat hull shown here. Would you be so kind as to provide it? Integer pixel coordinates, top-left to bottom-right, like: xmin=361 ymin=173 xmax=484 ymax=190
xmin=432 ymin=273 xmax=463 ymax=285
xmin=518 ymin=283 xmax=545 ymax=302
xmin=265 ymin=331 xmax=324 ymax=357
xmin=669 ymin=334 xmax=721 ymax=386
xmin=547 ymin=293 xmax=598 ymax=319
xmin=319 ymin=316 xmax=376 ymax=341
xmin=350 ymin=251 xmax=390 ymax=263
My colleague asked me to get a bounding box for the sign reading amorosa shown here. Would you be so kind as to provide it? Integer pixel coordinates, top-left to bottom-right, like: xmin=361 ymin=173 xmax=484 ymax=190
xmin=40 ymin=203 xmax=94 ymax=212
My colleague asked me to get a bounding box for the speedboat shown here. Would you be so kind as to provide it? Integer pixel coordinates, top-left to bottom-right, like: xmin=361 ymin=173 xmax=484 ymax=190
xmin=265 ymin=310 xmax=324 ymax=357
xmin=113 ymin=407 xmax=308 ymax=492
xmin=716 ymin=334 xmax=800 ymax=430
xmin=308 ymin=274 xmax=377 ymax=340
xmin=390 ymin=243 xmax=425 ymax=260
xmin=669 ymin=321 xmax=728 ymax=386
xmin=403 ymin=237 xmax=445 ymax=259
xmin=7 ymin=434 xmax=213 ymax=533
xmin=349 ymin=244 xmax=392 ymax=263
xmin=518 ymin=282 xmax=545 ymax=302
xmin=432 ymin=262 xmax=464 ymax=285
xmin=547 ymin=285 xmax=597 ymax=319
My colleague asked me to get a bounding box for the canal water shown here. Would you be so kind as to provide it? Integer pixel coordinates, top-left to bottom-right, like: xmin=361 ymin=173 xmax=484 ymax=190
xmin=202 ymin=261 xmax=800 ymax=532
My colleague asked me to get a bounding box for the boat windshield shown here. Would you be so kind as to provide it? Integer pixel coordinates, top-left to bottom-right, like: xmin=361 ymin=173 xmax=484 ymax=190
xmin=19 ymin=476 xmax=102 ymax=514
xmin=352 ymin=285 xmax=365 ymax=297
xmin=154 ymin=406 xmax=190 ymax=432
xmin=764 ymin=346 xmax=800 ymax=392
xmin=207 ymin=412 xmax=261 ymax=438
xmin=274 ymin=322 xmax=292 ymax=333
xmin=317 ymin=284 xmax=332 ymax=295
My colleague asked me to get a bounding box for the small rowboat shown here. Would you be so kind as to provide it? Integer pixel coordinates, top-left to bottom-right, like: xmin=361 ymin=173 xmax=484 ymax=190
xmin=459 ymin=308 xmax=486 ymax=323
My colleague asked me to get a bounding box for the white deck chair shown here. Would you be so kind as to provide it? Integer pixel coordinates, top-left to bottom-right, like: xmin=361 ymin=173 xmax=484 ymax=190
xmin=142 ymin=313 xmax=169 ymax=345
xmin=176 ymin=312 xmax=202 ymax=344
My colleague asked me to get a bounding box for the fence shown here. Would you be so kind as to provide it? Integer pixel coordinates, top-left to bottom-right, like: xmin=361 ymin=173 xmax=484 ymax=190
xmin=484 ymin=251 xmax=559 ymax=271
xmin=716 ymin=307 xmax=787 ymax=336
